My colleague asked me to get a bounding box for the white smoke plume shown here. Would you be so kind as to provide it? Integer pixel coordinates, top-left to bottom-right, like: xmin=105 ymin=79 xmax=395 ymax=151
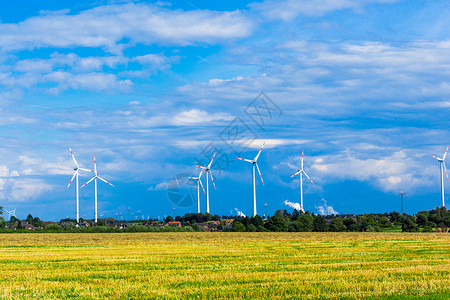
xmin=315 ymin=199 xmax=338 ymax=215
xmin=234 ymin=208 xmax=246 ymax=217
xmin=283 ymin=200 xmax=303 ymax=212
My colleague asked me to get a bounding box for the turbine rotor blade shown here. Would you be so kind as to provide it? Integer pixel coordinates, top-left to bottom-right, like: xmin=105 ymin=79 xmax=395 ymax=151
xmin=255 ymin=163 xmax=264 ymax=186
xmin=290 ymin=170 xmax=301 ymax=178
xmin=431 ymin=155 xmax=441 ymax=160
xmin=444 ymin=163 xmax=449 ymax=180
xmin=209 ymin=171 xmax=216 ymax=189
xmin=301 ymin=150 xmax=304 ymax=170
xmin=198 ymin=179 xmax=205 ymax=193
xmin=98 ymin=176 xmax=115 ymax=187
xmin=254 ymin=142 xmax=265 ymax=161
xmin=80 ymin=176 xmax=95 ymax=188
xmin=198 ymin=168 xmax=204 ymax=178
xmin=66 ymin=171 xmax=78 ymax=189
xmin=444 ymin=145 xmax=449 ymax=160
xmin=68 ymin=145 xmax=78 ymax=168
xmin=194 ymin=165 xmax=206 ymax=170
xmin=94 ymin=155 xmax=97 ymax=174
xmin=236 ymin=157 xmax=253 ymax=163
xmin=207 ymin=152 xmax=217 ymax=169
xmin=79 ymin=168 xmax=94 ymax=173
xmin=303 ymin=171 xmax=315 ymax=184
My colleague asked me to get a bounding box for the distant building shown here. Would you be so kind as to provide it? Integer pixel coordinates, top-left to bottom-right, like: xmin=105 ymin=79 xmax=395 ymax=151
xmin=79 ymin=221 xmax=90 ymax=227
xmin=167 ymin=221 xmax=181 ymax=227
xmin=22 ymin=222 xmax=37 ymax=230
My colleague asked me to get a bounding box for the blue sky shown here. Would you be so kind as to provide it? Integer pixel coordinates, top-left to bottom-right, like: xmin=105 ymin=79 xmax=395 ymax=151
xmin=1 ymin=0 xmax=449 ymax=221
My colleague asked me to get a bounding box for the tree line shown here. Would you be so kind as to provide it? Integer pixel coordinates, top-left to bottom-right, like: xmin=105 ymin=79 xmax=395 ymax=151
xmin=227 ymin=207 xmax=450 ymax=232
xmin=0 ymin=206 xmax=449 ymax=233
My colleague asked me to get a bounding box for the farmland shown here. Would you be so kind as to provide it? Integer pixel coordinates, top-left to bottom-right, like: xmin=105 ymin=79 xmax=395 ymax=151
xmin=0 ymin=233 xmax=449 ymax=299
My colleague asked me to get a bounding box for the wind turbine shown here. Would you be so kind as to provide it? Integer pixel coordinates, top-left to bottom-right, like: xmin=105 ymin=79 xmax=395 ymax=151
xmin=236 ymin=142 xmax=265 ymax=217
xmin=431 ymin=145 xmax=449 ymax=208
xmin=80 ymin=156 xmax=114 ymax=223
xmin=290 ymin=150 xmax=314 ymax=212
xmin=5 ymin=209 xmax=16 ymax=221
xmin=187 ymin=168 xmax=205 ymax=213
xmin=399 ymin=190 xmax=406 ymax=214
xmin=195 ymin=152 xmax=217 ymax=214
xmin=67 ymin=145 xmax=93 ymax=224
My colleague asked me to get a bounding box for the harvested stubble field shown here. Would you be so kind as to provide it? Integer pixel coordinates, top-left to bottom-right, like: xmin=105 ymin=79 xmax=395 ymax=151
xmin=0 ymin=233 xmax=449 ymax=299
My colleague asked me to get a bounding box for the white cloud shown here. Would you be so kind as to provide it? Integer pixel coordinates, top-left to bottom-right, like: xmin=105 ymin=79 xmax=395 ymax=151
xmin=133 ymin=54 xmax=168 ymax=65
xmin=18 ymin=156 xmax=73 ymax=176
xmin=311 ymin=148 xmax=435 ymax=193
xmin=0 ymin=3 xmax=253 ymax=53
xmin=244 ymin=139 xmax=310 ymax=149
xmin=172 ymin=109 xmax=234 ymax=125
xmin=5 ymin=178 xmax=53 ymax=203
xmin=43 ymin=71 xmax=132 ymax=94
xmin=208 ymin=76 xmax=243 ymax=86
xmin=148 ymin=182 xmax=168 ymax=191
xmin=251 ymin=0 xmax=399 ymax=22
xmin=0 ymin=164 xmax=53 ymax=203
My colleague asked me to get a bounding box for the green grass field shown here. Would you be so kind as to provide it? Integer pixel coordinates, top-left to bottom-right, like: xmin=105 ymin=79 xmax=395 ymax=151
xmin=0 ymin=232 xmax=449 ymax=299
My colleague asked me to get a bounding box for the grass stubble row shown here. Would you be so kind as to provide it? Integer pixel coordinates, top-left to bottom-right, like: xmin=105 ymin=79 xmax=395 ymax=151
xmin=0 ymin=232 xmax=449 ymax=299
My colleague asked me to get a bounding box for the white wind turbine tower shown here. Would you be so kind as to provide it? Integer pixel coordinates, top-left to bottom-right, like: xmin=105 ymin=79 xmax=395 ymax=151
xmin=187 ymin=168 xmax=205 ymax=213
xmin=67 ymin=145 xmax=93 ymax=224
xmin=195 ymin=152 xmax=217 ymax=214
xmin=431 ymin=145 xmax=449 ymax=208
xmin=5 ymin=209 xmax=16 ymax=221
xmin=290 ymin=150 xmax=314 ymax=212
xmin=80 ymin=156 xmax=115 ymax=223
xmin=236 ymin=142 xmax=265 ymax=217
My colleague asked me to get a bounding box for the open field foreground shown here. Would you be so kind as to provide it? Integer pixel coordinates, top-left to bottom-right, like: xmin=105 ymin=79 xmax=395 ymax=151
xmin=0 ymin=233 xmax=449 ymax=299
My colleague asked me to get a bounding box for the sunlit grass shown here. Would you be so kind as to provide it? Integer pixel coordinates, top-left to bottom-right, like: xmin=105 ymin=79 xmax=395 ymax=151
xmin=0 ymin=233 xmax=449 ymax=299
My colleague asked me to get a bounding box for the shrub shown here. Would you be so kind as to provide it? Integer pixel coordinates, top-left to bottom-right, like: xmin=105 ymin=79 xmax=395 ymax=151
xmin=44 ymin=224 xmax=62 ymax=231
xmin=422 ymin=225 xmax=434 ymax=232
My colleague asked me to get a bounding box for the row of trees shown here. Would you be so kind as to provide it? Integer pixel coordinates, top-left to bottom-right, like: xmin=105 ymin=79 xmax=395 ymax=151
xmin=1 ymin=206 xmax=449 ymax=233
xmin=228 ymin=207 xmax=450 ymax=232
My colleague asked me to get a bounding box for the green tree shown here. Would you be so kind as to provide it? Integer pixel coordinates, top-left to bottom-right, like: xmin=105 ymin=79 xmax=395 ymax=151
xmin=378 ymin=216 xmax=391 ymax=228
xmin=389 ymin=211 xmax=402 ymax=224
xmin=246 ymin=224 xmax=257 ymax=232
xmin=250 ymin=215 xmax=264 ymax=227
xmin=231 ymin=221 xmax=246 ymax=232
xmin=26 ymin=214 xmax=33 ymax=224
xmin=330 ymin=218 xmax=346 ymax=232
xmin=358 ymin=215 xmax=376 ymax=231
xmin=297 ymin=214 xmax=314 ymax=232
xmin=96 ymin=220 xmax=107 ymax=226
xmin=265 ymin=214 xmax=288 ymax=232
xmin=343 ymin=218 xmax=357 ymax=231
xmin=313 ymin=215 xmax=329 ymax=232
xmin=164 ymin=216 xmax=174 ymax=223
xmin=416 ymin=211 xmax=429 ymax=227
xmin=402 ymin=216 xmax=419 ymax=232
xmin=32 ymin=217 xmax=43 ymax=228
